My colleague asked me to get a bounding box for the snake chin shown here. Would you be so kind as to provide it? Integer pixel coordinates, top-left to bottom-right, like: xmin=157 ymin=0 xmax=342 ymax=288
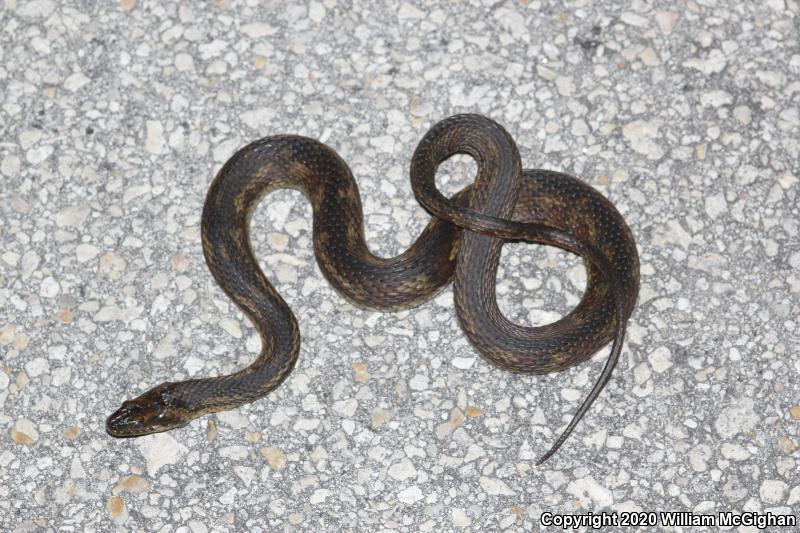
xmin=106 ymin=383 xmax=189 ymax=437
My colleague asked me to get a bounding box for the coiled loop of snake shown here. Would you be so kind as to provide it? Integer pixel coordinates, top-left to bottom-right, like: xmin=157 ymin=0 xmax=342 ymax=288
xmin=107 ymin=114 xmax=639 ymax=464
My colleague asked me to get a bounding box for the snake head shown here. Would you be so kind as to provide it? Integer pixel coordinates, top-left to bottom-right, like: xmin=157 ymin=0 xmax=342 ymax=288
xmin=106 ymin=383 xmax=189 ymax=437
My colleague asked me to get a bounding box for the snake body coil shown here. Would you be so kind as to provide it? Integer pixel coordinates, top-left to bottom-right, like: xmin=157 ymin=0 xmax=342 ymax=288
xmin=107 ymin=115 xmax=639 ymax=463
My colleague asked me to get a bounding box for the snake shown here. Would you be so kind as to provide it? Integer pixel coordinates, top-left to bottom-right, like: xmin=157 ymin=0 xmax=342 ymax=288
xmin=106 ymin=114 xmax=639 ymax=464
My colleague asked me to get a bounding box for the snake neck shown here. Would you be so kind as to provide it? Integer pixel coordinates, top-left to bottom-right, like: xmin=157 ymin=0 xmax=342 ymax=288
xmin=173 ymin=339 xmax=299 ymax=416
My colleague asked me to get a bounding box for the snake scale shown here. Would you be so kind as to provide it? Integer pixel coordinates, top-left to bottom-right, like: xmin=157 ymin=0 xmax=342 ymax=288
xmin=107 ymin=114 xmax=639 ymax=463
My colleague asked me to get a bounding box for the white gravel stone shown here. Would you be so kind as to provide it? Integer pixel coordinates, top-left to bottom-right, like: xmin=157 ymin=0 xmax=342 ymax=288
xmin=648 ymin=347 xmax=673 ymax=373
xmin=220 ymin=446 xmax=249 ymax=460
xmin=75 ymin=244 xmax=99 ymax=262
xmin=52 ymin=367 xmax=71 ymax=387
xmin=54 ymin=205 xmax=90 ymax=227
xmin=759 ymin=480 xmax=788 ymax=504
xmin=240 ymin=22 xmax=276 ymax=38
xmin=219 ymin=487 xmax=236 ymax=505
xmin=369 ymin=135 xmax=395 ymax=153
xmin=234 ymin=466 xmax=256 ymax=486
xmin=655 ymin=11 xmax=679 ymax=34
xmin=93 ymin=306 xmax=143 ymax=322
xmin=714 ymin=399 xmax=759 ymax=438
xmin=408 ymin=374 xmax=429 ymax=391
xmin=220 ymin=318 xmax=242 ymax=339
xmin=388 ymin=458 xmax=417 ymax=481
xmin=733 ymin=105 xmax=752 ymax=125
xmin=24 ymin=357 xmax=49 ymax=378
xmin=452 ymin=508 xmax=471 ymax=527
xmin=622 ymin=119 xmax=664 ymax=159
xmin=479 ymin=476 xmax=515 ymax=496
xmin=621 ymin=12 xmax=649 ymax=28
xmin=310 ymin=489 xmax=331 ymax=504
xmin=700 ymin=90 xmax=733 ymax=108
xmin=397 ymin=485 xmax=424 ymax=504
xmin=720 ymin=443 xmax=750 ymax=461
xmin=216 ymin=411 xmax=250 ymax=429
xmin=241 ymin=107 xmax=276 ymax=130
xmin=1 ymin=155 xmax=21 ymax=176
xmin=19 ymin=129 xmax=42 ymax=149
xmin=633 ymin=362 xmax=651 ymax=385
xmin=683 ymin=49 xmax=727 ymax=74
xmin=63 ymin=71 xmax=90 ymax=91
xmin=688 ymin=444 xmax=711 ymax=472
xmin=567 ymin=476 xmax=614 ymax=508
xmin=451 ymin=356 xmax=474 ymax=369
xmin=26 ymin=145 xmax=53 ymax=164
xmin=39 ymin=277 xmax=60 ymax=298
xmin=174 ymin=53 xmax=195 ymax=71
xmin=17 ymin=0 xmax=55 ymax=17
xmin=308 ymin=2 xmax=325 ymax=22
xmin=555 ymin=76 xmax=575 ymax=96
xmin=332 ymin=398 xmax=358 ymax=417
xmin=136 ymin=433 xmax=189 ymax=476
xmin=188 ymin=520 xmax=209 ymax=533
xmin=398 ymin=2 xmax=424 ymax=19
xmin=790 ymin=252 xmax=800 ymax=270
xmin=145 ymin=120 xmax=167 ymax=154
xmin=704 ymin=194 xmax=727 ymax=219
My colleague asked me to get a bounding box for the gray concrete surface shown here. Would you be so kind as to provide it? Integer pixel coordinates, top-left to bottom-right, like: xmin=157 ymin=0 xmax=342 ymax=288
xmin=2 ymin=0 xmax=799 ymax=531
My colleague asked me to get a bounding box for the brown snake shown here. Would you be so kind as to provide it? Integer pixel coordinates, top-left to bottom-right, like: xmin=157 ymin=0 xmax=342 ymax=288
xmin=107 ymin=115 xmax=639 ymax=463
